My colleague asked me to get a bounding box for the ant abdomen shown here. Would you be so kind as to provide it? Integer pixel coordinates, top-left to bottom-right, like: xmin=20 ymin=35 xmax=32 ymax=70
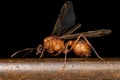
xmin=68 ymin=40 xmax=91 ymax=57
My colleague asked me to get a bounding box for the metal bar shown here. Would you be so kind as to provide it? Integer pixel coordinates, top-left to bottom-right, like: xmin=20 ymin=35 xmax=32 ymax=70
xmin=0 ymin=58 xmax=120 ymax=80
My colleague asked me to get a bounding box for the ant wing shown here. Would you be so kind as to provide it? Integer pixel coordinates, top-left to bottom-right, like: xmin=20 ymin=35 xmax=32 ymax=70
xmin=60 ymin=29 xmax=112 ymax=39
xmin=52 ymin=1 xmax=78 ymax=36
xmin=62 ymin=23 xmax=81 ymax=36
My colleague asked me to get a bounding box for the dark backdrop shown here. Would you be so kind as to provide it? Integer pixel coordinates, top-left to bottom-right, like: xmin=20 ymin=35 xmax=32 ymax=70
xmin=0 ymin=0 xmax=116 ymax=58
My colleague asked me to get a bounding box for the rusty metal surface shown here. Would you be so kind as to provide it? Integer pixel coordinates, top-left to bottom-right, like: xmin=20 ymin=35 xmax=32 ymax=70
xmin=0 ymin=58 xmax=120 ymax=80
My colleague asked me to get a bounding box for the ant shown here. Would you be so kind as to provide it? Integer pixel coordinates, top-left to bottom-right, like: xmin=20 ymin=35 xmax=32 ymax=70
xmin=11 ymin=0 xmax=112 ymax=74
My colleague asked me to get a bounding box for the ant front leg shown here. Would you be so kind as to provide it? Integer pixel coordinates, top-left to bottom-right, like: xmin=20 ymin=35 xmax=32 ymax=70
xmin=39 ymin=48 xmax=45 ymax=58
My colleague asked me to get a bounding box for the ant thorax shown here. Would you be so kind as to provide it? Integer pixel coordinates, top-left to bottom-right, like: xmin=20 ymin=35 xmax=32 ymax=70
xmin=43 ymin=36 xmax=65 ymax=54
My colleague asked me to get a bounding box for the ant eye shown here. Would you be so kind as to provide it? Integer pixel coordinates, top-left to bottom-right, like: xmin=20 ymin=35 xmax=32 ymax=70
xmin=39 ymin=48 xmax=43 ymax=51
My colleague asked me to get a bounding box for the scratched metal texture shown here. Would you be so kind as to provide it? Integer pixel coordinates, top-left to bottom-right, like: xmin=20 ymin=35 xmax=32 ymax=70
xmin=0 ymin=58 xmax=120 ymax=80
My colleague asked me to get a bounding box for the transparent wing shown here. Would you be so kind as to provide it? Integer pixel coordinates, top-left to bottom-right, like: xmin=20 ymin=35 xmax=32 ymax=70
xmin=52 ymin=1 xmax=76 ymax=36
xmin=60 ymin=29 xmax=112 ymax=39
xmin=62 ymin=23 xmax=81 ymax=36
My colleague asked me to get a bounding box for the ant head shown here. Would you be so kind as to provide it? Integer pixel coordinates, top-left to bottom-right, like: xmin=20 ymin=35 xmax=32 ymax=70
xmin=36 ymin=44 xmax=43 ymax=55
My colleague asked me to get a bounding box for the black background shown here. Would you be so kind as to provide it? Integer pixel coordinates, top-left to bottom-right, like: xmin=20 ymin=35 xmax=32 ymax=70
xmin=0 ymin=0 xmax=116 ymax=58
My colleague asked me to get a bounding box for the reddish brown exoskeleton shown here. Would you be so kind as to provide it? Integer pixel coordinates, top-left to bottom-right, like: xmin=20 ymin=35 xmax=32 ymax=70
xmin=11 ymin=1 xmax=112 ymax=72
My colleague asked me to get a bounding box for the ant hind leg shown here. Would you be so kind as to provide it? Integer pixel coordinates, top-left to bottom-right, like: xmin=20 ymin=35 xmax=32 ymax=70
xmin=80 ymin=34 xmax=104 ymax=61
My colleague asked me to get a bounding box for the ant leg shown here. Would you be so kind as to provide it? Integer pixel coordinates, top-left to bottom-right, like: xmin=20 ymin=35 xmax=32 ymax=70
xmin=63 ymin=51 xmax=67 ymax=70
xmin=68 ymin=33 xmax=104 ymax=61
xmin=62 ymin=51 xmax=67 ymax=75
xmin=62 ymin=43 xmax=69 ymax=75
xmin=69 ymin=34 xmax=83 ymax=51
xmin=51 ymin=51 xmax=61 ymax=56
xmin=80 ymin=34 xmax=104 ymax=61
xmin=39 ymin=48 xmax=45 ymax=58
xmin=11 ymin=48 xmax=34 ymax=57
